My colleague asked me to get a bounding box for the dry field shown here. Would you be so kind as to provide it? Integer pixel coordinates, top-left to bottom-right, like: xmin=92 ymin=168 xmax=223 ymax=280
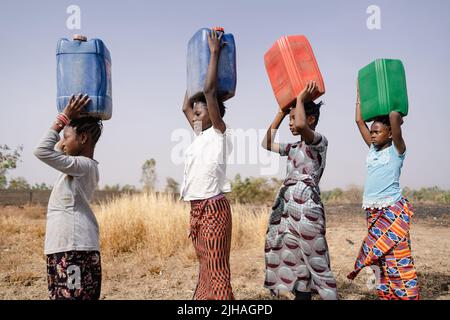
xmin=1 ymin=193 xmax=449 ymax=300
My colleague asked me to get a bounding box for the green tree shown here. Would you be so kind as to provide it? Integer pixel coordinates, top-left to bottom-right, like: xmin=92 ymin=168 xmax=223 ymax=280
xmin=165 ymin=177 xmax=179 ymax=194
xmin=0 ymin=145 xmax=23 ymax=189
xmin=141 ymin=159 xmax=157 ymax=192
xmin=121 ymin=184 xmax=138 ymax=193
xmin=102 ymin=184 xmax=138 ymax=192
xmin=103 ymin=184 xmax=122 ymax=192
xmin=32 ymin=182 xmax=52 ymax=190
xmin=229 ymin=174 xmax=281 ymax=204
xmin=8 ymin=177 xmax=30 ymax=190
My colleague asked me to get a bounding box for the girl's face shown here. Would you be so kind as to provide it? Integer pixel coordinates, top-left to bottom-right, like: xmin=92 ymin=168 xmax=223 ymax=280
xmin=61 ymin=126 xmax=86 ymax=156
xmin=288 ymin=109 xmax=316 ymax=136
xmin=370 ymin=122 xmax=391 ymax=149
xmin=289 ymin=109 xmax=301 ymax=136
xmin=192 ymin=101 xmax=212 ymax=134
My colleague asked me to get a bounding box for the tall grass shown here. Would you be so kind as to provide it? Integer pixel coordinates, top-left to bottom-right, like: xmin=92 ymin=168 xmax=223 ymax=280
xmin=95 ymin=192 xmax=268 ymax=259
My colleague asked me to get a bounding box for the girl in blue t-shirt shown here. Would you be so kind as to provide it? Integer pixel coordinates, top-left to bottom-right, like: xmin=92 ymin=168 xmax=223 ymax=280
xmin=347 ymin=85 xmax=420 ymax=300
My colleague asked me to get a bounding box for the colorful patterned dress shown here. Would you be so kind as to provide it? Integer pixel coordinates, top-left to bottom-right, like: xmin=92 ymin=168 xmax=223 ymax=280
xmin=264 ymin=132 xmax=338 ymax=300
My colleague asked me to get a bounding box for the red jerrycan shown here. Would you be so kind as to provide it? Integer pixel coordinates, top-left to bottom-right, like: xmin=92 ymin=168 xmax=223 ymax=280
xmin=264 ymin=35 xmax=324 ymax=110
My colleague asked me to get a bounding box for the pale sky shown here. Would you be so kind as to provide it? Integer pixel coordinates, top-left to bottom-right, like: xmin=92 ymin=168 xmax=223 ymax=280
xmin=1 ymin=0 xmax=449 ymax=191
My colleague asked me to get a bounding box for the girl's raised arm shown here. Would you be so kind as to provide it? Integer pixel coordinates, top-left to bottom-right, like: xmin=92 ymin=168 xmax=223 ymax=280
xmin=34 ymin=94 xmax=92 ymax=177
xmin=389 ymin=111 xmax=406 ymax=154
xmin=204 ymin=29 xmax=226 ymax=134
xmin=294 ymin=81 xmax=318 ymax=145
xmin=261 ymin=110 xmax=289 ymax=153
xmin=355 ymin=83 xmax=372 ymax=147
xmin=182 ymin=91 xmax=195 ymax=130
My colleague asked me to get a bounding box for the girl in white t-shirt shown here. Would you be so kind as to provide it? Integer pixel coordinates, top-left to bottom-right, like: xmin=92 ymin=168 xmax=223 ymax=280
xmin=180 ymin=28 xmax=234 ymax=300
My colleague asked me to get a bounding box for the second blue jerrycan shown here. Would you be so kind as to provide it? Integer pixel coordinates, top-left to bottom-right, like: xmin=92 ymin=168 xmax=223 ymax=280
xmin=187 ymin=27 xmax=237 ymax=102
xmin=56 ymin=34 xmax=112 ymax=120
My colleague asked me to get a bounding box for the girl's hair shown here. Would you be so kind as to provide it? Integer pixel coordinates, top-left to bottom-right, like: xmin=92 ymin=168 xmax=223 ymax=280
xmin=197 ymin=96 xmax=226 ymax=118
xmin=303 ymin=100 xmax=324 ymax=128
xmin=68 ymin=117 xmax=103 ymax=144
xmin=372 ymin=115 xmax=391 ymax=128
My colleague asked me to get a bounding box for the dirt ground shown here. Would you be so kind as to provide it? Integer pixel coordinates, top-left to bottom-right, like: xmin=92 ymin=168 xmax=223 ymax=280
xmin=1 ymin=203 xmax=449 ymax=300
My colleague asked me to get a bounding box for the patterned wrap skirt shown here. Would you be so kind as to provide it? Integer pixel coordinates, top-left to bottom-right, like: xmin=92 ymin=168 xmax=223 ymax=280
xmin=347 ymin=197 xmax=420 ymax=300
xmin=46 ymin=250 xmax=101 ymax=300
xmin=189 ymin=194 xmax=234 ymax=300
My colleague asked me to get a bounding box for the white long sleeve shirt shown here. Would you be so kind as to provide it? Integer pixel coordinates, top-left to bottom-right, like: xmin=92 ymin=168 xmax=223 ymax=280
xmin=34 ymin=129 xmax=100 ymax=255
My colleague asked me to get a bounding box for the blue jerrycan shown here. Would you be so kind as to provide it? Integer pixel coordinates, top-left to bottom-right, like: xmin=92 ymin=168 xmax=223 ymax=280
xmin=187 ymin=27 xmax=236 ymax=102
xmin=56 ymin=34 xmax=112 ymax=120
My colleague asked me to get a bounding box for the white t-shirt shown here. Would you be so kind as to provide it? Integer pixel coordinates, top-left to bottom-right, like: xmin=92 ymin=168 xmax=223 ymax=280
xmin=180 ymin=125 xmax=233 ymax=201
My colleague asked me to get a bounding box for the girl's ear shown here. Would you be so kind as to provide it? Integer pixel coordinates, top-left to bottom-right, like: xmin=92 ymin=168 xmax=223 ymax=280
xmin=80 ymin=132 xmax=88 ymax=145
xmin=307 ymin=115 xmax=316 ymax=126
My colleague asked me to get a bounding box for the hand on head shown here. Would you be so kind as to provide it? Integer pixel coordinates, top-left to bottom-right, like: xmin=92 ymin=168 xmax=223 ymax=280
xmin=298 ymin=80 xmax=319 ymax=103
xmin=63 ymin=94 xmax=91 ymax=120
xmin=278 ymin=107 xmax=291 ymax=117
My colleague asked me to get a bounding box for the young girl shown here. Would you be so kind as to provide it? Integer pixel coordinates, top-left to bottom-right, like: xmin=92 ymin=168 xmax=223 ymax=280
xmin=262 ymin=81 xmax=338 ymax=300
xmin=179 ymin=29 xmax=234 ymax=300
xmin=34 ymin=94 xmax=103 ymax=300
xmin=348 ymin=85 xmax=420 ymax=300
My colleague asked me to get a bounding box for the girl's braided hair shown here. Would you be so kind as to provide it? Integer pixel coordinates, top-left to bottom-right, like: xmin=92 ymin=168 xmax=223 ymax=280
xmin=68 ymin=117 xmax=103 ymax=144
xmin=304 ymin=100 xmax=324 ymax=128
xmin=372 ymin=115 xmax=391 ymax=128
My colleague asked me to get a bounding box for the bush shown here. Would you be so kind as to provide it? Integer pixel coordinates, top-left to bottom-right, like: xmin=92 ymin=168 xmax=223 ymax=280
xmin=228 ymin=175 xmax=282 ymax=205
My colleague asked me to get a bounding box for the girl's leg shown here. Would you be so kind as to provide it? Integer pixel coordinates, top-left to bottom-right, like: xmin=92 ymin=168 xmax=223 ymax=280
xmin=300 ymin=233 xmax=338 ymax=300
xmin=381 ymin=235 xmax=419 ymax=300
xmin=375 ymin=257 xmax=395 ymax=299
xmin=297 ymin=204 xmax=338 ymax=300
xmin=192 ymin=229 xmax=208 ymax=300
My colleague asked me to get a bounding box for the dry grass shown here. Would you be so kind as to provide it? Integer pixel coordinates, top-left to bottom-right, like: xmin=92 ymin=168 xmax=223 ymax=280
xmin=96 ymin=192 xmax=267 ymax=259
xmin=1 ymin=194 xmax=449 ymax=300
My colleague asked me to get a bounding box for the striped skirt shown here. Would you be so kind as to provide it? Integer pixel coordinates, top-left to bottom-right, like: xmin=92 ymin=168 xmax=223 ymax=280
xmin=189 ymin=194 xmax=234 ymax=300
xmin=347 ymin=197 xmax=420 ymax=300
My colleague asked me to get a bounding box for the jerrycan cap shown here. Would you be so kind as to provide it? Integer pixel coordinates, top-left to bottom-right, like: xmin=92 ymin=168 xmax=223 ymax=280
xmin=211 ymin=27 xmax=224 ymax=33
xmin=73 ymin=34 xmax=87 ymax=41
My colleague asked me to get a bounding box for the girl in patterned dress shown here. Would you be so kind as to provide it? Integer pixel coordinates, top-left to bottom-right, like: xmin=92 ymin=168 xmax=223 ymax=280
xmin=348 ymin=84 xmax=420 ymax=300
xmin=262 ymin=81 xmax=338 ymax=300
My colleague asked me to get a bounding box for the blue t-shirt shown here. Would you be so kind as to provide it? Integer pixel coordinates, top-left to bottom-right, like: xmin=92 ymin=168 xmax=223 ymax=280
xmin=363 ymin=144 xmax=405 ymax=208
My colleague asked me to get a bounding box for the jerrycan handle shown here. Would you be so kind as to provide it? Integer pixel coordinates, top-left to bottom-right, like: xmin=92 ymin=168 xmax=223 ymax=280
xmin=73 ymin=34 xmax=87 ymax=42
xmin=211 ymin=27 xmax=224 ymax=33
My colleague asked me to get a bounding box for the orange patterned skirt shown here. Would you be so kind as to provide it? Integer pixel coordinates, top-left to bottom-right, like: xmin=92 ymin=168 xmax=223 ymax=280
xmin=348 ymin=197 xmax=420 ymax=300
xmin=189 ymin=194 xmax=234 ymax=300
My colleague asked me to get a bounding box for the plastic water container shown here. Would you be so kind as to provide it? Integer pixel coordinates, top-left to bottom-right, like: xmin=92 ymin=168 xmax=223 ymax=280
xmin=56 ymin=34 xmax=112 ymax=120
xmin=264 ymin=35 xmax=324 ymax=110
xmin=187 ymin=27 xmax=237 ymax=102
xmin=358 ymin=59 xmax=408 ymax=122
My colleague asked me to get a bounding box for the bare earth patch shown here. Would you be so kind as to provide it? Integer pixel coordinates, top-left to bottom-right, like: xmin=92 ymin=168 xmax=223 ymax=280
xmin=1 ymin=200 xmax=449 ymax=300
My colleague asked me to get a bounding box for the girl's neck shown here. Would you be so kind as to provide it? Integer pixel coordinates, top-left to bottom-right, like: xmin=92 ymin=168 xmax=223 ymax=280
xmin=79 ymin=148 xmax=94 ymax=159
xmin=376 ymin=140 xmax=392 ymax=151
xmin=300 ymin=129 xmax=315 ymax=143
